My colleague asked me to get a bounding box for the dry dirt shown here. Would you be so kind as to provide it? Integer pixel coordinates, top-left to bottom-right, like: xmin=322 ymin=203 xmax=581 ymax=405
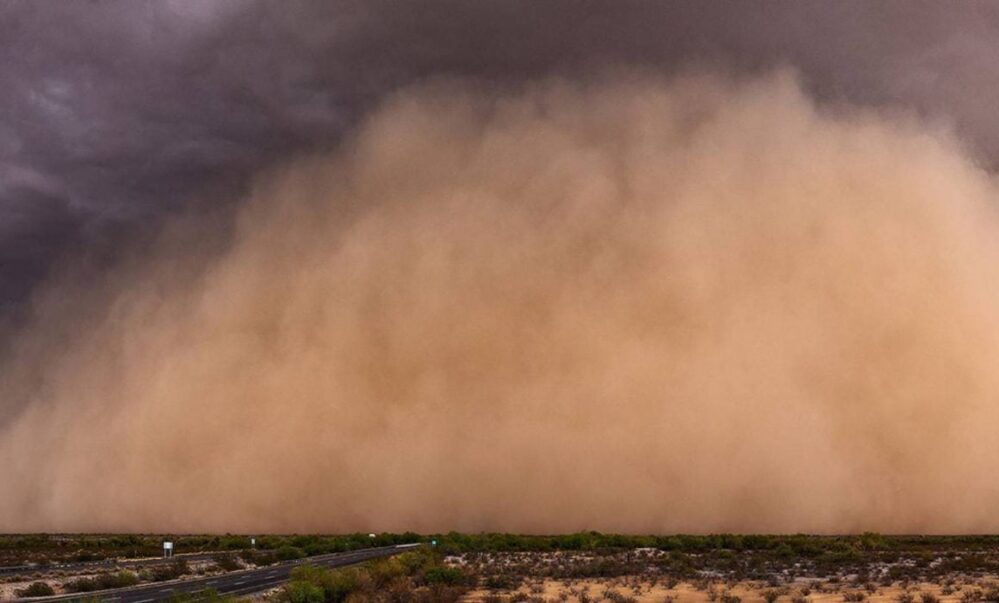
xmin=463 ymin=580 xmax=989 ymax=603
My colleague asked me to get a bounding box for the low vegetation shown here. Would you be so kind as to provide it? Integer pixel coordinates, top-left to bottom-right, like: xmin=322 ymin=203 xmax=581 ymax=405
xmin=63 ymin=570 xmax=140 ymax=592
xmin=277 ymin=549 xmax=471 ymax=603
xmin=143 ymin=558 xmax=191 ymax=582
xmin=7 ymin=533 xmax=999 ymax=602
xmin=15 ymin=581 xmax=55 ymax=597
xmin=0 ymin=532 xmax=421 ymax=567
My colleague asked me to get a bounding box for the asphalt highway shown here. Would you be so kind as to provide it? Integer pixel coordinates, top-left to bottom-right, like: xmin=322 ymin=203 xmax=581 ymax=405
xmin=20 ymin=544 xmax=421 ymax=602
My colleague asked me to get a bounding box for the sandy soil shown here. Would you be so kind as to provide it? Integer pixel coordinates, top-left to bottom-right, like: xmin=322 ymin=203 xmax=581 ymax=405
xmin=463 ymin=579 xmax=986 ymax=603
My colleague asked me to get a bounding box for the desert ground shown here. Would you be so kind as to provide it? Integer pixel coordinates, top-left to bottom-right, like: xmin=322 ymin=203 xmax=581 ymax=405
xmin=4 ymin=535 xmax=999 ymax=602
xmin=462 ymin=579 xmax=984 ymax=603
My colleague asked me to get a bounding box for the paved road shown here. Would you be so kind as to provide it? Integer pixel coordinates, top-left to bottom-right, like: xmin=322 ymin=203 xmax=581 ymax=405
xmin=19 ymin=544 xmax=420 ymax=602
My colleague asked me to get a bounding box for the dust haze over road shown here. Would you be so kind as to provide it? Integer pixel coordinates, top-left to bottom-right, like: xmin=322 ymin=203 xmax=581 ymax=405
xmin=4 ymin=2 xmax=999 ymax=533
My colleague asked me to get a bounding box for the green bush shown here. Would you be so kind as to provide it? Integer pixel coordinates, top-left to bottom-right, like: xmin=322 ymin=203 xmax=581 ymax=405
xmin=281 ymin=581 xmax=325 ymax=603
xmin=275 ymin=550 xmax=469 ymax=603
xmin=485 ymin=573 xmax=522 ymax=590
xmin=603 ymin=589 xmax=637 ymax=603
xmin=368 ymin=556 xmax=407 ymax=587
xmin=327 ymin=567 xmax=367 ymax=602
xmin=423 ymin=566 xmax=466 ymax=586
xmin=16 ymin=582 xmax=55 ymax=597
xmin=240 ymin=549 xmax=277 ymax=566
xmin=275 ymin=546 xmax=307 ymax=561
xmin=287 ymin=564 xmax=362 ymax=603
xmin=219 ymin=536 xmax=250 ymax=550
xmin=149 ymin=558 xmax=190 ymax=582
xmin=213 ymin=553 xmax=241 ymax=572
xmin=64 ymin=571 xmax=140 ymax=592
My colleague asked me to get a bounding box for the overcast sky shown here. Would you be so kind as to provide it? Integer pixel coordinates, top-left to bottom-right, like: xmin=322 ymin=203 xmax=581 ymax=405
xmin=3 ymin=1 xmax=999 ymax=322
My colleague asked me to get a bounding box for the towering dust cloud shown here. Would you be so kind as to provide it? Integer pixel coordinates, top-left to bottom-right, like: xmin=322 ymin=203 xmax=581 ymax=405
xmin=3 ymin=72 xmax=999 ymax=533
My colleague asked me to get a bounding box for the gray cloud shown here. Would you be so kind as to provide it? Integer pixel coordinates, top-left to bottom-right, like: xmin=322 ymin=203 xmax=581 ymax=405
xmin=3 ymin=1 xmax=999 ymax=319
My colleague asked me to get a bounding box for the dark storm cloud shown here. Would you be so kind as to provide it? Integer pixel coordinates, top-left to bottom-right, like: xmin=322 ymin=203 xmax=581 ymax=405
xmin=3 ymin=0 xmax=999 ymax=319
xmin=0 ymin=0 xmax=347 ymax=314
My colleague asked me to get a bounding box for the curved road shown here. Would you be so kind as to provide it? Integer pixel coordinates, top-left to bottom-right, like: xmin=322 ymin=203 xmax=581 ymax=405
xmin=19 ymin=544 xmax=421 ymax=602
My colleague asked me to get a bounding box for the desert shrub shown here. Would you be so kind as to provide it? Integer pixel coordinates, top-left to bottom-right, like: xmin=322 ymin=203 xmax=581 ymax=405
xmin=218 ymin=536 xmax=250 ymax=550
xmin=843 ymin=593 xmax=866 ymax=602
xmin=858 ymin=533 xmax=887 ymax=551
xmin=368 ymin=556 xmax=407 ymax=588
xmin=281 ymin=581 xmax=325 ymax=603
xmin=921 ymin=593 xmax=940 ymax=603
xmin=276 ymin=546 xmax=307 ymax=561
xmin=764 ymin=590 xmax=780 ymax=603
xmin=427 ymin=583 xmax=468 ymax=603
xmin=104 ymin=570 xmax=141 ymax=588
xmin=213 ymin=553 xmax=241 ymax=572
xmin=720 ymin=593 xmax=741 ymax=603
xmin=287 ymin=564 xmax=367 ymax=603
xmin=791 ymin=597 xmax=809 ymax=603
xmin=775 ymin=544 xmax=795 ymax=557
xmin=278 ymin=550 xmax=457 ymax=603
xmin=329 ymin=567 xmax=369 ymax=602
xmin=423 ymin=566 xmax=466 ymax=586
xmin=243 ymin=550 xmax=278 ymax=566
xmin=962 ymin=590 xmax=983 ymax=603
xmin=64 ymin=571 xmax=140 ymax=592
xmin=288 ymin=564 xmax=335 ymax=598
xmin=485 ymin=573 xmax=522 ymax=590
xmin=897 ymin=593 xmax=915 ymax=603
xmin=603 ymin=589 xmax=637 ymax=603
xmin=16 ymin=582 xmax=55 ymax=597
xmin=150 ymin=558 xmax=190 ymax=581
